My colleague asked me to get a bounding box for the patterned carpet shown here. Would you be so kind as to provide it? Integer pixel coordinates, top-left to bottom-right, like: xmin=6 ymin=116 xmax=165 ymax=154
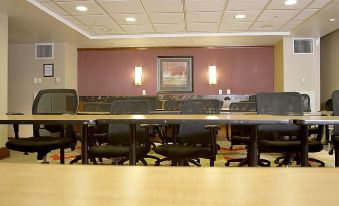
xmin=2 ymin=141 xmax=335 ymax=167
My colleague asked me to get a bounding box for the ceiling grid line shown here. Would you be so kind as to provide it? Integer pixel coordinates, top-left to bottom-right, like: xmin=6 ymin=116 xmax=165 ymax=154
xmin=247 ymin=0 xmax=273 ymax=32
xmin=216 ymin=0 xmax=230 ymax=33
xmin=182 ymin=0 xmax=188 ymax=33
xmin=137 ymin=0 xmax=157 ymax=33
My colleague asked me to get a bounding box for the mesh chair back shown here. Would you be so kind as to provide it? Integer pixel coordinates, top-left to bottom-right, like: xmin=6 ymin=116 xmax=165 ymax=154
xmin=249 ymin=95 xmax=256 ymax=102
xmin=256 ymin=92 xmax=303 ymax=115
xmin=332 ymin=90 xmax=339 ymax=136
xmin=128 ymin=96 xmax=157 ymax=111
xmin=108 ymin=100 xmax=149 ymax=145
xmin=32 ymin=89 xmax=78 ymax=136
xmin=33 ymin=89 xmax=78 ymax=115
xmin=83 ymin=102 xmax=111 ymax=112
xmin=229 ymin=102 xmax=256 ymax=112
xmin=179 ymin=99 xmax=221 ymax=144
xmin=301 ymin=94 xmax=311 ymax=112
xmin=182 ymin=99 xmax=222 ymax=114
xmin=256 ymin=92 xmax=303 ymax=139
xmin=164 ymin=100 xmax=183 ymax=111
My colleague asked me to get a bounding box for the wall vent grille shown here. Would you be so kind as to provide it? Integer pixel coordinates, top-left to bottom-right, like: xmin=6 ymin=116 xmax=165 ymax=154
xmin=293 ymin=38 xmax=314 ymax=54
xmin=35 ymin=43 xmax=53 ymax=59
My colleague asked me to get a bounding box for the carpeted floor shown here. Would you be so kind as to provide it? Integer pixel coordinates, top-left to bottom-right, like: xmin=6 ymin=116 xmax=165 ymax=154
xmin=1 ymin=141 xmax=335 ymax=167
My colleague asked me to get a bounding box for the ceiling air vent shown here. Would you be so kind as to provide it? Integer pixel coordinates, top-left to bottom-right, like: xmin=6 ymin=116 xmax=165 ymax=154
xmin=293 ymin=38 xmax=314 ymax=54
xmin=35 ymin=43 xmax=53 ymax=59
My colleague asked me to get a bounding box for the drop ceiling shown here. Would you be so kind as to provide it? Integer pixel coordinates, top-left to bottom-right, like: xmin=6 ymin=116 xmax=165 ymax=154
xmin=1 ymin=0 xmax=339 ymax=47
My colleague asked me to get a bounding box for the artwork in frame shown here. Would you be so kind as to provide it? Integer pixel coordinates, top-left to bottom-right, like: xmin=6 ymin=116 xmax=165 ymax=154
xmin=157 ymin=56 xmax=193 ymax=93
xmin=43 ymin=64 xmax=54 ymax=77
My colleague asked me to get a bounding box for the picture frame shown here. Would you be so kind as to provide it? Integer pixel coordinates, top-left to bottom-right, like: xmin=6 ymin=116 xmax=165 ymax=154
xmin=43 ymin=64 xmax=54 ymax=77
xmin=157 ymin=56 xmax=193 ymax=93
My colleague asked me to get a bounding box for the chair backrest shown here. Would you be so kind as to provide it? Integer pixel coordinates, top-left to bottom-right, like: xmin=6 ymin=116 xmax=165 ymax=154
xmin=107 ymin=100 xmax=149 ymax=145
xmin=332 ymin=90 xmax=339 ymax=136
xmin=301 ymin=94 xmax=311 ymax=112
xmin=181 ymin=99 xmax=222 ymax=114
xmin=128 ymin=96 xmax=157 ymax=111
xmin=256 ymin=92 xmax=303 ymax=116
xmin=32 ymin=89 xmax=78 ymax=136
xmin=249 ymin=95 xmax=256 ymax=102
xmin=256 ymin=92 xmax=303 ymax=139
xmin=83 ymin=102 xmax=111 ymax=112
xmin=32 ymin=89 xmax=78 ymax=115
xmin=178 ymin=99 xmax=221 ymax=144
xmin=229 ymin=102 xmax=256 ymax=112
xmin=164 ymin=100 xmax=183 ymax=111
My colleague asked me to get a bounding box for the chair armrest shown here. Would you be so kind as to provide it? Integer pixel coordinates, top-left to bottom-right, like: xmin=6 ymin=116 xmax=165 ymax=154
xmin=204 ymin=125 xmax=221 ymax=130
xmin=140 ymin=124 xmax=161 ymax=128
xmin=6 ymin=112 xmax=24 ymax=115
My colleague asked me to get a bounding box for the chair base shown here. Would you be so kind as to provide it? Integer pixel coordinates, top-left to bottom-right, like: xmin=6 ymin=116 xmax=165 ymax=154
xmin=225 ymin=158 xmax=271 ymax=167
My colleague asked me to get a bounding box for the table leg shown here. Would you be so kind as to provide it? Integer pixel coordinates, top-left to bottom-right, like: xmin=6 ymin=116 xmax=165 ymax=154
xmin=249 ymin=125 xmax=258 ymax=167
xmin=129 ymin=124 xmax=137 ymax=165
xmin=300 ymin=125 xmax=309 ymax=167
xmin=81 ymin=123 xmax=89 ymax=164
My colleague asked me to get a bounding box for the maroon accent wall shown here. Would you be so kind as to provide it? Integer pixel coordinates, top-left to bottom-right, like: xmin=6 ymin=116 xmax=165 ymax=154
xmin=78 ymin=47 xmax=273 ymax=96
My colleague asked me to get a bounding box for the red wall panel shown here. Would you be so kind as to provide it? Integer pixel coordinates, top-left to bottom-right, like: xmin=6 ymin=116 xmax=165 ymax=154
xmin=78 ymin=47 xmax=273 ymax=96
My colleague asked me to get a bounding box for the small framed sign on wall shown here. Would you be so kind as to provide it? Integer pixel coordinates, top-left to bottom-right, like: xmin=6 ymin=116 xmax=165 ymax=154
xmin=43 ymin=64 xmax=54 ymax=77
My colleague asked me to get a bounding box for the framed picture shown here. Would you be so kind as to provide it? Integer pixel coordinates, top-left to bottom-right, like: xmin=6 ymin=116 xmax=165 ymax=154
xmin=43 ymin=64 xmax=54 ymax=77
xmin=157 ymin=56 xmax=193 ymax=93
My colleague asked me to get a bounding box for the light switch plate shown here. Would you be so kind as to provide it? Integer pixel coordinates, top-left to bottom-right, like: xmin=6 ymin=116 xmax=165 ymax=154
xmin=218 ymin=89 xmax=222 ymax=95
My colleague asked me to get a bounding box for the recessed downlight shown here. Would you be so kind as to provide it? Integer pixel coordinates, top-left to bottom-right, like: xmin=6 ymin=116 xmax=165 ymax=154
xmin=235 ymin=14 xmax=246 ymax=19
xmin=329 ymin=18 xmax=336 ymax=22
xmin=76 ymin=5 xmax=88 ymax=12
xmin=284 ymin=0 xmax=297 ymax=6
xmin=125 ymin=17 xmax=136 ymax=22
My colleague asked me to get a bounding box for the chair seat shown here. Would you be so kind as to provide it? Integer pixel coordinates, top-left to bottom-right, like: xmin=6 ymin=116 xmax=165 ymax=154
xmin=259 ymin=140 xmax=323 ymax=153
xmin=154 ymin=144 xmax=211 ymax=159
xmin=6 ymin=136 xmax=72 ymax=153
xmin=88 ymin=145 xmax=146 ymax=158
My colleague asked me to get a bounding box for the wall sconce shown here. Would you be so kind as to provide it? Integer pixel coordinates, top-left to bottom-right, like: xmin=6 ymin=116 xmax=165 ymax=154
xmin=209 ymin=65 xmax=217 ymax=85
xmin=134 ymin=66 xmax=142 ymax=85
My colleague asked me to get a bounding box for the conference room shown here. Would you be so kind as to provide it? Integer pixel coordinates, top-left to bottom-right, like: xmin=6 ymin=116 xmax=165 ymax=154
xmin=1 ymin=0 xmax=339 ymax=205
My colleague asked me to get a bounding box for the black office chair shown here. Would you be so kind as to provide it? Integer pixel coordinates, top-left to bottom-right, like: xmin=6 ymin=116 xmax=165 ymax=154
xmin=331 ymin=90 xmax=339 ymax=166
xmin=6 ymin=89 xmax=78 ymax=164
xmin=225 ymin=101 xmax=270 ymax=167
xmin=256 ymin=92 xmax=324 ymax=167
xmin=154 ymin=99 xmax=221 ymax=166
xmin=88 ymin=100 xmax=155 ymax=165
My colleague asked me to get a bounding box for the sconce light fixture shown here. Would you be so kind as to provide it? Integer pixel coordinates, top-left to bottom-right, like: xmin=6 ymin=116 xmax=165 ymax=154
xmin=209 ymin=65 xmax=217 ymax=85
xmin=135 ymin=66 xmax=142 ymax=85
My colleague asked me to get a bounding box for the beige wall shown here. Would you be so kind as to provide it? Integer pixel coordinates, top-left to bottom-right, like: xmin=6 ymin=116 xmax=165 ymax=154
xmin=0 ymin=13 xmax=8 ymax=146
xmin=64 ymin=44 xmax=78 ymax=90
xmin=320 ymin=29 xmax=339 ymax=108
xmin=274 ymin=40 xmax=284 ymax=92
xmin=8 ymin=43 xmax=77 ymax=137
xmin=283 ymin=37 xmax=321 ymax=111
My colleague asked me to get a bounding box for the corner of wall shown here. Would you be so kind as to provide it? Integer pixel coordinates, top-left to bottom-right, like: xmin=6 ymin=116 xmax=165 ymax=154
xmin=274 ymin=39 xmax=284 ymax=92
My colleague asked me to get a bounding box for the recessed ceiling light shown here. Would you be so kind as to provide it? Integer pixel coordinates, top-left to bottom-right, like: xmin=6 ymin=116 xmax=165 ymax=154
xmin=284 ymin=0 xmax=297 ymax=6
xmin=76 ymin=5 xmax=88 ymax=12
xmin=235 ymin=14 xmax=246 ymax=19
xmin=329 ymin=18 xmax=336 ymax=22
xmin=125 ymin=17 xmax=136 ymax=22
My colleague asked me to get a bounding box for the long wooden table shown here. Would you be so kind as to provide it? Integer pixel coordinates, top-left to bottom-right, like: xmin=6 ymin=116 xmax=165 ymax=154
xmin=1 ymin=163 xmax=339 ymax=205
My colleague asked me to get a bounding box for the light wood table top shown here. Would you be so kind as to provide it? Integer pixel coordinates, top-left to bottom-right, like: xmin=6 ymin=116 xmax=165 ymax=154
xmin=0 ymin=163 xmax=338 ymax=206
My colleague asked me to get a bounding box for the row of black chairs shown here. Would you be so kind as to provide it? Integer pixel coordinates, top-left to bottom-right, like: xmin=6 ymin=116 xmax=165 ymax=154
xmin=5 ymin=89 xmax=339 ymax=167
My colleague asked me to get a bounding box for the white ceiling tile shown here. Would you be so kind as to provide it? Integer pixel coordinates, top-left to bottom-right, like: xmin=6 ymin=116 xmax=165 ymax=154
xmin=141 ymin=0 xmax=182 ymax=13
xmin=120 ymin=24 xmax=155 ymax=33
xmin=153 ymin=23 xmax=184 ymax=33
xmin=77 ymin=25 xmax=96 ymax=35
xmin=90 ymin=25 xmax=125 ymax=34
xmin=97 ymin=0 xmax=143 ymax=14
xmin=186 ymin=23 xmax=217 ymax=32
xmin=62 ymin=15 xmax=85 ymax=26
xmin=258 ymin=10 xmax=300 ymax=22
xmin=227 ymin=0 xmax=270 ymax=11
xmin=76 ymin=15 xmax=115 ymax=26
xmin=308 ymin=0 xmax=332 ymax=9
xmin=42 ymin=2 xmax=69 ymax=16
xmin=268 ymin=0 xmax=313 ymax=10
xmin=223 ymin=10 xmax=261 ymax=22
xmin=111 ymin=13 xmax=149 ymax=24
xmin=185 ymin=0 xmax=225 ymax=12
xmin=251 ymin=21 xmax=284 ymax=31
xmin=149 ymin=13 xmax=183 ymax=24
xmin=55 ymin=1 xmax=105 ymax=15
xmin=186 ymin=12 xmax=220 ymax=23
xmin=294 ymin=9 xmax=318 ymax=21
xmin=37 ymin=0 xmax=51 ymax=2
xmin=280 ymin=20 xmax=302 ymax=31
xmin=218 ymin=22 xmax=251 ymax=31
